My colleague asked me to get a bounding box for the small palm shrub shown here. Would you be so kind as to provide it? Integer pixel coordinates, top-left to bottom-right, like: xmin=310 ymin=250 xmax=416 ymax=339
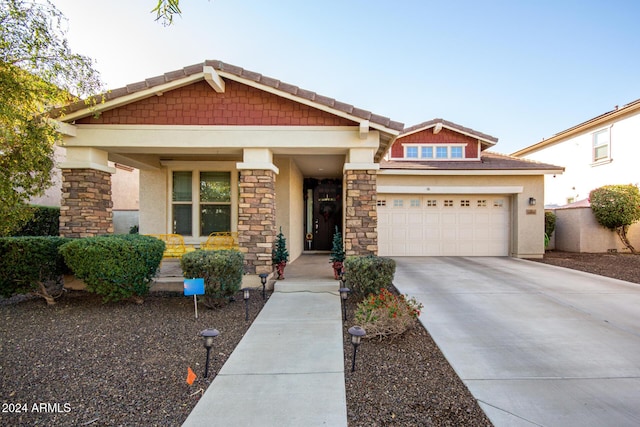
xmin=181 ymin=249 xmax=244 ymax=308
xmin=354 ymin=288 xmax=423 ymax=340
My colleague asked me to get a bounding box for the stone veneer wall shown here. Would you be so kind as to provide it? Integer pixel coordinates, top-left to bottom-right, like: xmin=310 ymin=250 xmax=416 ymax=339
xmin=238 ymin=169 xmax=276 ymax=274
xmin=344 ymin=169 xmax=377 ymax=256
xmin=59 ymin=168 xmax=114 ymax=237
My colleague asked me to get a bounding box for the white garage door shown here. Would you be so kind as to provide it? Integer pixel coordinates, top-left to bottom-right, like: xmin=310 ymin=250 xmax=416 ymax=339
xmin=378 ymin=195 xmax=510 ymax=256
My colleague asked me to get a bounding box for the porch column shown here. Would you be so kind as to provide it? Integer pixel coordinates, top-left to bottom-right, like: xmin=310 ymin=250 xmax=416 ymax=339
xmin=344 ymin=167 xmax=379 ymax=256
xmin=237 ymin=149 xmax=279 ymax=275
xmin=59 ymin=147 xmax=116 ymax=238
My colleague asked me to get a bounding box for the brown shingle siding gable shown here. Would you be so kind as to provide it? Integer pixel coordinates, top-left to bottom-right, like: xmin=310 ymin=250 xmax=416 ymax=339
xmin=76 ymin=80 xmax=357 ymax=127
xmin=54 ymin=59 xmax=404 ymax=132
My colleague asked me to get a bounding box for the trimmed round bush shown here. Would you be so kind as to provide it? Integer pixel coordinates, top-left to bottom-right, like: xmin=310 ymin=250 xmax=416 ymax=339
xmin=181 ymin=250 xmax=244 ymax=308
xmin=60 ymin=235 xmax=165 ymax=303
xmin=344 ymin=255 xmax=396 ymax=300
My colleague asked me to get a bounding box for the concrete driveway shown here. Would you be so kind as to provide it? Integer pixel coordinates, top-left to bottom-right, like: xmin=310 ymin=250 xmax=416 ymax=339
xmin=393 ymin=257 xmax=640 ymax=427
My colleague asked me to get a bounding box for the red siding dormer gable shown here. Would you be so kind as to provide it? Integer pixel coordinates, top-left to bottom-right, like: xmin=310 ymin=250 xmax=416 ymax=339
xmin=391 ymin=127 xmax=480 ymax=159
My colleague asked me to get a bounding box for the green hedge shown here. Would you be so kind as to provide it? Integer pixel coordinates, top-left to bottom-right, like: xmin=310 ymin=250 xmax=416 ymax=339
xmin=60 ymin=235 xmax=165 ymax=303
xmin=344 ymin=255 xmax=396 ymax=300
xmin=0 ymin=236 xmax=70 ymax=304
xmin=12 ymin=206 xmax=60 ymax=236
xmin=181 ymin=250 xmax=244 ymax=308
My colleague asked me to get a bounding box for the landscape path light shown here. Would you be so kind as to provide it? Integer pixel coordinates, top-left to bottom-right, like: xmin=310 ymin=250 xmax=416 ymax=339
xmin=348 ymin=325 xmax=366 ymax=372
xmin=242 ymin=287 xmax=250 ymax=321
xmin=259 ymin=273 xmax=268 ymax=300
xmin=339 ymin=287 xmax=350 ymax=321
xmin=200 ymin=328 xmax=220 ymax=378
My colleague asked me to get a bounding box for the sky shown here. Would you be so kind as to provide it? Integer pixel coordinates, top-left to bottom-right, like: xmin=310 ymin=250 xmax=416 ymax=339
xmin=53 ymin=0 xmax=640 ymax=154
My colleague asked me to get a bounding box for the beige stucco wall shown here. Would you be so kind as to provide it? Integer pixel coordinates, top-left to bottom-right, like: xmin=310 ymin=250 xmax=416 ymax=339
xmin=139 ymin=168 xmax=167 ymax=235
xmin=377 ymin=173 xmax=546 ymax=258
xmin=522 ymin=110 xmax=640 ymax=206
xmin=552 ymin=207 xmax=640 ymax=253
xmin=274 ymin=157 xmax=304 ymax=263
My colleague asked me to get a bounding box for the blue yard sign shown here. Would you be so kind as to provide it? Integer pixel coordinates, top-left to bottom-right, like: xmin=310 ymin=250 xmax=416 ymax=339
xmin=184 ymin=278 xmax=205 ymax=318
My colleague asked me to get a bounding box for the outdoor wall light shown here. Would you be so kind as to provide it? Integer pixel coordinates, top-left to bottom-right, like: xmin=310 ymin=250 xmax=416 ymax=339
xmin=339 ymin=271 xmax=346 ymax=288
xmin=200 ymin=328 xmax=220 ymax=378
xmin=528 ymin=197 xmax=537 ymax=206
xmin=348 ymin=325 xmax=366 ymax=372
xmin=259 ymin=273 xmax=268 ymax=300
xmin=242 ymin=287 xmax=250 ymax=321
xmin=339 ymin=287 xmax=350 ymax=321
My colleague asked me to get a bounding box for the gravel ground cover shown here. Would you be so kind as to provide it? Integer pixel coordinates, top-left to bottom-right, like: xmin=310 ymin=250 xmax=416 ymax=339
xmin=528 ymin=251 xmax=640 ymax=284
xmin=342 ymin=292 xmax=492 ymax=427
xmin=0 ymin=290 xmax=267 ymax=427
xmin=2 ymin=251 xmax=634 ymax=427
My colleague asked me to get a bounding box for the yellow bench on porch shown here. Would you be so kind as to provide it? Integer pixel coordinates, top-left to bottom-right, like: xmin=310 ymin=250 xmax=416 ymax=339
xmin=201 ymin=232 xmax=239 ymax=251
xmin=147 ymin=234 xmax=196 ymax=258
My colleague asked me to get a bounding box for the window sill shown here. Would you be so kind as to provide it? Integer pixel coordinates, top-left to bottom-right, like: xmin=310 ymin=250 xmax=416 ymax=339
xmin=591 ymin=158 xmax=613 ymax=167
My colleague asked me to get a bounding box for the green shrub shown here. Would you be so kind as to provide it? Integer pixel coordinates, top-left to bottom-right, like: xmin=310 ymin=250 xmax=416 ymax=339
xmin=12 ymin=206 xmax=60 ymax=236
xmin=60 ymin=235 xmax=165 ymax=303
xmin=344 ymin=255 xmax=396 ymax=299
xmin=0 ymin=236 xmax=70 ymax=304
xmin=590 ymin=184 xmax=640 ymax=253
xmin=181 ymin=250 xmax=244 ymax=308
xmin=354 ymin=288 xmax=423 ymax=340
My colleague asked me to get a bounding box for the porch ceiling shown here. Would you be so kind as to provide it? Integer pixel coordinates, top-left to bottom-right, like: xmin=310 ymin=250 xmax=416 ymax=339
xmin=286 ymin=154 xmax=345 ymax=178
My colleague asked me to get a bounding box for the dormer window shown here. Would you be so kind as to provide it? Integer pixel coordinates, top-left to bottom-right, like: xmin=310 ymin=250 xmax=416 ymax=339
xmin=402 ymin=144 xmax=467 ymax=160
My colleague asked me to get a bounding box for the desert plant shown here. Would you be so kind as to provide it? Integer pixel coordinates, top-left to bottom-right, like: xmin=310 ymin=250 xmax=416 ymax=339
xmin=354 ymin=288 xmax=423 ymax=340
xmin=0 ymin=236 xmax=70 ymax=304
xmin=60 ymin=234 xmax=165 ymax=303
xmin=344 ymin=255 xmax=396 ymax=299
xmin=590 ymin=184 xmax=640 ymax=253
xmin=181 ymin=249 xmax=244 ymax=308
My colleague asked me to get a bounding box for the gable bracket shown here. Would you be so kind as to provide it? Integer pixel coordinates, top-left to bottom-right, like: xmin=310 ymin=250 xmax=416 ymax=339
xmin=203 ymin=66 xmax=225 ymax=93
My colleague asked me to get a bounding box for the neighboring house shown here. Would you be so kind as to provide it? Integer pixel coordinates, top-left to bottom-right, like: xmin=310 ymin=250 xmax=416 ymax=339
xmin=49 ymin=60 xmax=562 ymax=279
xmin=513 ymin=99 xmax=640 ymax=253
xmin=512 ymin=98 xmax=640 ymax=207
xmin=29 ymin=145 xmax=140 ymax=234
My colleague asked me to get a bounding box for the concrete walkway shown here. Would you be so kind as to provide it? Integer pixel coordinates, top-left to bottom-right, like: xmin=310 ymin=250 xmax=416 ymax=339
xmin=393 ymin=256 xmax=640 ymax=427
xmin=182 ymin=254 xmax=347 ymax=427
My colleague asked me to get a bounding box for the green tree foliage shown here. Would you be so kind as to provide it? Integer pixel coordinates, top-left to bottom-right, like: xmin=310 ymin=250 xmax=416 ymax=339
xmin=272 ymin=227 xmax=289 ymax=264
xmin=590 ymin=184 xmax=640 ymax=253
xmin=152 ymin=0 xmax=181 ymax=25
xmin=329 ymin=226 xmax=345 ymax=263
xmin=0 ymin=0 xmax=102 ymax=235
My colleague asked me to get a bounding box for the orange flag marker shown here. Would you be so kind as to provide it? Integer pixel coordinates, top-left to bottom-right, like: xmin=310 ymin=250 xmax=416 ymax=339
xmin=186 ymin=367 xmax=197 ymax=385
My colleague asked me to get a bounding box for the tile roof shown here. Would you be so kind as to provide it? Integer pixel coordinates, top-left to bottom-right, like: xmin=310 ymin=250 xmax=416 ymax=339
xmin=512 ymin=97 xmax=640 ymax=156
xmin=380 ymin=151 xmax=563 ymax=171
xmin=54 ymin=60 xmax=404 ymax=132
xmin=401 ymin=118 xmax=499 ymax=143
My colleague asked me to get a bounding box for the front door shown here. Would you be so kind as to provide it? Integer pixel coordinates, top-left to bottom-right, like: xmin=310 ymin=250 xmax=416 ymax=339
xmin=304 ymin=179 xmax=342 ymax=251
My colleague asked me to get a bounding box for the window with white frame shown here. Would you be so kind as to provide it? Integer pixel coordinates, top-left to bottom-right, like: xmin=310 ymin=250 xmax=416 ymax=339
xmin=410 ymin=199 xmax=420 ymax=207
xmin=421 ymin=146 xmax=433 ymax=158
xmin=401 ymin=144 xmax=467 ymax=160
xmin=172 ymin=171 xmax=232 ymax=236
xmin=592 ymin=128 xmax=610 ymax=162
xmin=393 ymin=199 xmax=404 ymax=207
